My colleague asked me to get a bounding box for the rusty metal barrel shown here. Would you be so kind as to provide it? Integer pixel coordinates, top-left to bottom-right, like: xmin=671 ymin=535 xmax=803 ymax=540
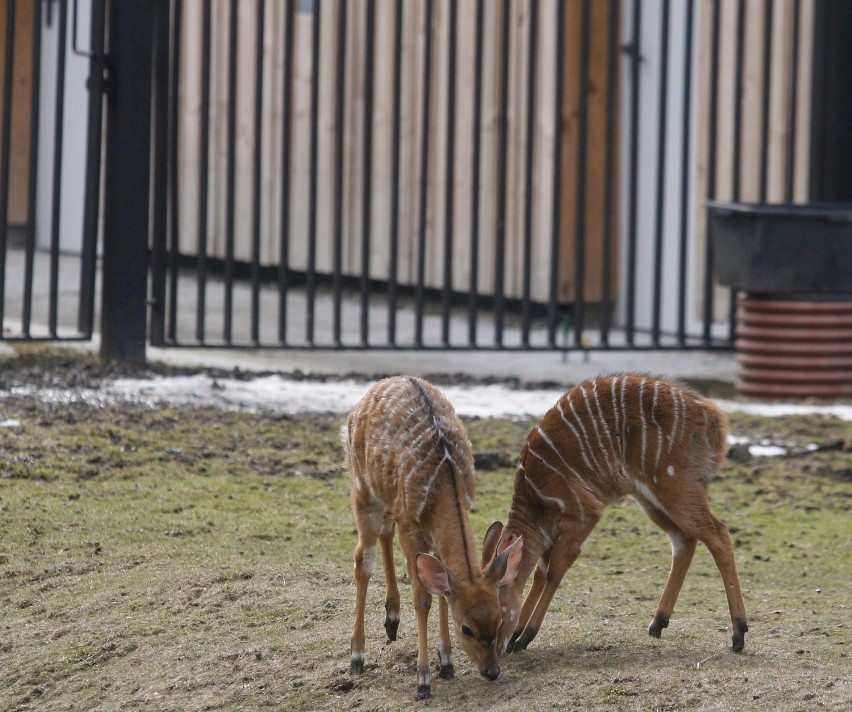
xmin=735 ymin=296 xmax=852 ymax=397
xmin=707 ymin=201 xmax=852 ymax=398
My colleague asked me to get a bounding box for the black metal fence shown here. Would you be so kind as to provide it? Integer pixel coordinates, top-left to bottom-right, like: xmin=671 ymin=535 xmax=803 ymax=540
xmin=0 ymin=0 xmax=102 ymax=341
xmin=1 ymin=0 xmax=812 ymax=355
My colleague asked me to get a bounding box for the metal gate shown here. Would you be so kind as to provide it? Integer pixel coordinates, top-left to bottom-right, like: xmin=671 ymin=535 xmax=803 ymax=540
xmin=148 ymin=0 xmax=809 ymax=352
xmin=0 ymin=0 xmax=103 ymax=342
xmin=1 ymin=1 xmax=813 ymax=356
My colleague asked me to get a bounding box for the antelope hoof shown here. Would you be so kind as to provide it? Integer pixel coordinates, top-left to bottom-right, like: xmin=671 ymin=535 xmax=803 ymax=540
xmin=417 ymin=684 xmax=431 ymax=700
xmin=384 ymin=617 xmax=399 ymax=641
xmin=509 ymin=627 xmax=537 ymax=652
xmin=648 ymin=615 xmax=669 ymax=639
xmin=732 ymin=619 xmax=749 ymax=653
xmin=384 ymin=602 xmax=399 ymax=641
xmin=350 ymin=653 xmax=364 ymax=675
xmin=439 ymin=662 xmax=455 ymax=680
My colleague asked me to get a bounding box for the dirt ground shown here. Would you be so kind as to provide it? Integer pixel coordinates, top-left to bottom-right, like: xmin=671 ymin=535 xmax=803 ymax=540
xmin=1 ymin=347 xmax=850 ymax=711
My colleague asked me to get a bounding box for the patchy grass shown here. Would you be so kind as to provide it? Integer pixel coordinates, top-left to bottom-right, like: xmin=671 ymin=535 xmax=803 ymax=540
xmin=1 ymin=372 xmax=851 ymax=710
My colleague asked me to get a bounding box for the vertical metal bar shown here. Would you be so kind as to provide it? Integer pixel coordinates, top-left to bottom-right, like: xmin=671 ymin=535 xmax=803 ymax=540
xmin=468 ymin=0 xmax=484 ymax=346
xmin=48 ymin=0 xmax=69 ymax=337
xmin=703 ymin=0 xmax=721 ymax=343
xmin=731 ymin=0 xmax=745 ymax=201
xmin=0 ymin=0 xmax=17 ymax=331
xmin=520 ymin=0 xmax=538 ymax=347
xmin=223 ymin=0 xmax=239 ymax=343
xmin=726 ymin=4 xmax=740 ymax=346
xmin=573 ymin=0 xmax=591 ymax=348
xmin=78 ymin=0 xmax=106 ymax=337
xmin=250 ymin=0 xmax=266 ymax=346
xmin=547 ymin=0 xmax=566 ymax=347
xmin=306 ymin=0 xmax=322 ymax=344
xmin=624 ymin=0 xmax=642 ymax=345
xmin=651 ymin=0 xmax=670 ymax=347
xmin=360 ymin=0 xmax=375 ymax=347
xmin=100 ymin=0 xmax=155 ymax=362
xmin=387 ymin=0 xmax=403 ymax=345
xmin=414 ymin=0 xmax=433 ymax=347
xmin=150 ymin=0 xmax=171 ymax=347
xmin=759 ymin=0 xmax=774 ymax=203
xmin=278 ymin=0 xmax=296 ymax=344
xmin=600 ymin=0 xmax=619 ymax=346
xmin=23 ymin=0 xmax=44 ymax=336
xmin=724 ymin=0 xmax=745 ymax=344
xmin=493 ymin=0 xmax=511 ymax=346
xmin=806 ymin=0 xmax=827 ymax=202
xmin=166 ymin=0 xmax=182 ymax=342
xmin=676 ymin=0 xmax=694 ymax=345
xmin=332 ymin=0 xmax=347 ymax=346
xmin=785 ymin=0 xmax=800 ymax=202
xmin=441 ymin=0 xmax=458 ymax=347
xmin=196 ymin=0 xmax=212 ymax=343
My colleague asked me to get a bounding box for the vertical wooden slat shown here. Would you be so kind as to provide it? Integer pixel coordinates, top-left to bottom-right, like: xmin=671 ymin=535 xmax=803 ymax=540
xmin=23 ymin=0 xmax=42 ymax=336
xmin=547 ymin=0 xmax=566 ymax=346
xmin=250 ymin=0 xmax=266 ymax=345
xmin=558 ymin=0 xmax=621 ymax=317
xmin=223 ymin=0 xmax=239 ymax=343
xmin=651 ymin=0 xmax=670 ymax=346
xmin=624 ymin=0 xmax=642 ymax=344
xmin=520 ymin=0 xmax=538 ymax=346
xmin=414 ymin=0 xmax=432 ymax=347
xmin=676 ymin=0 xmax=694 ymax=345
xmin=360 ymin=0 xmax=376 ymax=347
xmin=306 ymin=0 xmax=322 ymax=344
xmin=278 ymin=0 xmax=296 ymax=344
xmin=599 ymin=0 xmax=619 ymax=345
xmin=332 ymin=0 xmax=347 ymax=346
xmin=387 ymin=0 xmax=403 ymax=345
xmin=468 ymin=0 xmax=484 ymax=345
xmin=0 ymin=0 xmax=16 ymax=331
xmin=47 ymin=0 xmax=68 ymax=338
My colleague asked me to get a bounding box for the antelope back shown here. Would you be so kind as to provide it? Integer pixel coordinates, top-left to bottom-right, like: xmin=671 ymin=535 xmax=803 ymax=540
xmin=522 ymin=375 xmax=728 ymax=511
xmin=343 ymin=376 xmax=476 ymax=525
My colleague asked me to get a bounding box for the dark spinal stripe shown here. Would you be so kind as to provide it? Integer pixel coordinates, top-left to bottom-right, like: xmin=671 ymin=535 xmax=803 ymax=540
xmin=407 ymin=377 xmax=474 ymax=578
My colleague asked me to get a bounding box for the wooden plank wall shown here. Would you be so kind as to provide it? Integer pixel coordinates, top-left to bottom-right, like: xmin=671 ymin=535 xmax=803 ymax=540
xmin=0 ymin=1 xmax=35 ymax=227
xmin=175 ymin=0 xmax=813 ymax=310
xmin=701 ymin=0 xmax=813 ymax=204
xmin=696 ymin=0 xmax=814 ymax=320
xmin=176 ymin=0 xmax=617 ymax=304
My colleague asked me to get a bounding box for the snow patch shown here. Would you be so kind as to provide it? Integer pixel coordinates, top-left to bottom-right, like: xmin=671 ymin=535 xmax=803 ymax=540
xmin=716 ymin=399 xmax=852 ymax=422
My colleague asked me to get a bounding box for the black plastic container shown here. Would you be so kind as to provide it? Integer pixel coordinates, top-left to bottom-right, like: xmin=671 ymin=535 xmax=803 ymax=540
xmin=707 ymin=202 xmax=852 ymax=296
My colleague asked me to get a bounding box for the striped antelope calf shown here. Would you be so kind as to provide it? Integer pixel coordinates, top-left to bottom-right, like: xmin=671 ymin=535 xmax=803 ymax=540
xmin=482 ymin=374 xmax=748 ymax=655
xmin=343 ymin=376 xmax=523 ymax=699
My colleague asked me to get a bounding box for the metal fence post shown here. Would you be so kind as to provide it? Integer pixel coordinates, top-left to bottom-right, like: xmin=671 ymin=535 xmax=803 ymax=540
xmin=78 ymin=0 xmax=107 ymax=337
xmin=100 ymin=0 xmax=157 ymax=362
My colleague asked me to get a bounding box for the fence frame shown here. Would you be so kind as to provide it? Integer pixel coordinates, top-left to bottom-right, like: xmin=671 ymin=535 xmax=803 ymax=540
xmin=0 ymin=1 xmax=820 ymax=359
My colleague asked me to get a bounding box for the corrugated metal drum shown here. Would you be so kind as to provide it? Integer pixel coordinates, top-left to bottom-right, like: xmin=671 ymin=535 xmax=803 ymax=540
xmin=735 ymin=296 xmax=852 ymax=397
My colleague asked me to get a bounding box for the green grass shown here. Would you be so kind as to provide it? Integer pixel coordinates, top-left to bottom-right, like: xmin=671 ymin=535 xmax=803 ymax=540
xmin=1 ymin=394 xmax=850 ymax=711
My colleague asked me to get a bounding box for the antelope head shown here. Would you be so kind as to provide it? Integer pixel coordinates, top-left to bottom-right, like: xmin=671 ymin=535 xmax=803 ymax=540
xmin=416 ymin=534 xmax=523 ymax=680
xmin=481 ymin=522 xmax=527 ymax=654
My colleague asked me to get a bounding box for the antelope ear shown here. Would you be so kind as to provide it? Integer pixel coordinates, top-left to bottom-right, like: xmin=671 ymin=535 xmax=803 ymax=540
xmin=482 ymin=521 xmax=504 ymax=567
xmin=486 ymin=533 xmax=524 ymax=587
xmin=416 ymin=554 xmax=453 ymax=598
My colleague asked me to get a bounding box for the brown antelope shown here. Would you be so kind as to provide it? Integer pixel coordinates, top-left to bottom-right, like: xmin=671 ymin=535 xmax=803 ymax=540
xmin=343 ymin=376 xmax=523 ymax=699
xmin=482 ymin=374 xmax=748 ymax=656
